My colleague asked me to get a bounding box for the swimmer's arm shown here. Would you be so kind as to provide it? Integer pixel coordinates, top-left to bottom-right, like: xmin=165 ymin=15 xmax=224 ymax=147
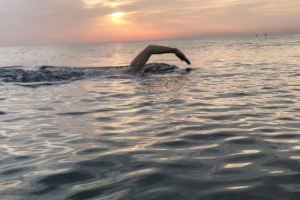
xmin=129 ymin=45 xmax=191 ymax=73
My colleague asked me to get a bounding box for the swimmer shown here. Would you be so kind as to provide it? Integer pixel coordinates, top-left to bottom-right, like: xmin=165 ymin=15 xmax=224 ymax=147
xmin=129 ymin=45 xmax=191 ymax=74
xmin=0 ymin=45 xmax=191 ymax=83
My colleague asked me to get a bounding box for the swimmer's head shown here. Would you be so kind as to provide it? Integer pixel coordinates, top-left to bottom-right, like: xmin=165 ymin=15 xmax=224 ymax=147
xmin=185 ymin=68 xmax=192 ymax=72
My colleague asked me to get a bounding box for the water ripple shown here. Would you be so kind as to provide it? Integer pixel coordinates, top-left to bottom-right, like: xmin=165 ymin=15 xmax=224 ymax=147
xmin=1 ymin=36 xmax=300 ymax=199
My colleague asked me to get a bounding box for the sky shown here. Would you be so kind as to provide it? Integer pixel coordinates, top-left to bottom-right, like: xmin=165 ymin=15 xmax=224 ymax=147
xmin=0 ymin=0 xmax=300 ymax=45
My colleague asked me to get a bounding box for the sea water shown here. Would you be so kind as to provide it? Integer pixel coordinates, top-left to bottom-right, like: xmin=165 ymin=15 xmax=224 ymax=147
xmin=0 ymin=34 xmax=300 ymax=199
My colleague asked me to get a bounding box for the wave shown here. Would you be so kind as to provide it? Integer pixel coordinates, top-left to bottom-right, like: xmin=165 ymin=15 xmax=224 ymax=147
xmin=0 ymin=63 xmax=192 ymax=84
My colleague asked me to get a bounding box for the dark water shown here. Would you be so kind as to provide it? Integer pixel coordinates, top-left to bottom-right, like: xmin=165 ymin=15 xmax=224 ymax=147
xmin=0 ymin=35 xmax=300 ymax=199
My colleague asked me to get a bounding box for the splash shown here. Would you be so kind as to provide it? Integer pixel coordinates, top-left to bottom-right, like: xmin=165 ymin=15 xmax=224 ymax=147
xmin=0 ymin=63 xmax=190 ymax=84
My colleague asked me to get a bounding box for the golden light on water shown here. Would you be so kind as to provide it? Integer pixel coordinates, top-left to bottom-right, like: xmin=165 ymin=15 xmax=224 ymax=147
xmin=292 ymin=146 xmax=300 ymax=150
xmin=227 ymin=185 xmax=250 ymax=190
xmin=290 ymin=156 xmax=300 ymax=160
xmin=224 ymin=162 xmax=252 ymax=169
xmin=269 ymin=170 xmax=285 ymax=174
xmin=237 ymin=149 xmax=261 ymax=155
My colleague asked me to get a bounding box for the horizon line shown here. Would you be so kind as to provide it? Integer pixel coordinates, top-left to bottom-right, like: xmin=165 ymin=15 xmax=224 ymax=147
xmin=1 ymin=31 xmax=299 ymax=48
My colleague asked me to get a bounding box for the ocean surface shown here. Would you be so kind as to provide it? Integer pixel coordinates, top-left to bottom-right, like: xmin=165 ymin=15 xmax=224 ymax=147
xmin=0 ymin=35 xmax=300 ymax=200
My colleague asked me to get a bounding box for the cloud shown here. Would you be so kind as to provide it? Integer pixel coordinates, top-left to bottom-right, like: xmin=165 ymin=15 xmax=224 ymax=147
xmin=121 ymin=0 xmax=300 ymax=33
xmin=0 ymin=0 xmax=299 ymax=45
xmin=0 ymin=0 xmax=112 ymax=44
xmin=82 ymin=0 xmax=136 ymax=8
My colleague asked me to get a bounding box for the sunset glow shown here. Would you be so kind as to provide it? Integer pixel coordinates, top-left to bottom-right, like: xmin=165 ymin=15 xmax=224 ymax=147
xmin=109 ymin=12 xmax=128 ymax=25
xmin=0 ymin=0 xmax=300 ymax=45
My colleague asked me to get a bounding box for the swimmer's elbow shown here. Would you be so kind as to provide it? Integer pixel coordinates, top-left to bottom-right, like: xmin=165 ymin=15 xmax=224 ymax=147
xmin=144 ymin=45 xmax=156 ymax=54
xmin=145 ymin=45 xmax=155 ymax=49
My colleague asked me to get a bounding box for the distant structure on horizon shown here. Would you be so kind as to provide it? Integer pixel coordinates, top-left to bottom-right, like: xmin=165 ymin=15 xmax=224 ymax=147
xmin=255 ymin=33 xmax=270 ymax=37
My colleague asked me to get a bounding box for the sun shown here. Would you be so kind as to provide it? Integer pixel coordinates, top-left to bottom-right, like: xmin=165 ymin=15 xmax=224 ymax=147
xmin=109 ymin=12 xmax=128 ymax=25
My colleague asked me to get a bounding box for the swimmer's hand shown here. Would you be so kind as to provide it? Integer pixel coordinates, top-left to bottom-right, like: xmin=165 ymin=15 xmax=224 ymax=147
xmin=175 ymin=48 xmax=191 ymax=65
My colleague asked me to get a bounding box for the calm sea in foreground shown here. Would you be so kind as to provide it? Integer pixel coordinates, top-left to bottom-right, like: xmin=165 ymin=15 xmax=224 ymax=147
xmin=0 ymin=34 xmax=300 ymax=200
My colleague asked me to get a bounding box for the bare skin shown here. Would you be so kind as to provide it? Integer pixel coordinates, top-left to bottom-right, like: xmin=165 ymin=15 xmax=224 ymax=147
xmin=129 ymin=45 xmax=191 ymax=73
